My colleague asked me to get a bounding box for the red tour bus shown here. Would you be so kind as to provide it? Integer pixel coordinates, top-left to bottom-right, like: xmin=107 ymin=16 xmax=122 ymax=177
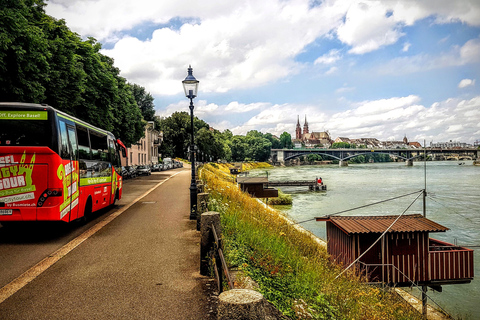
xmin=0 ymin=102 xmax=127 ymax=223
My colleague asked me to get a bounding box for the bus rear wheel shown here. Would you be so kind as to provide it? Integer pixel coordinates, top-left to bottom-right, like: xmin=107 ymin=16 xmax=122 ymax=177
xmin=80 ymin=198 xmax=93 ymax=223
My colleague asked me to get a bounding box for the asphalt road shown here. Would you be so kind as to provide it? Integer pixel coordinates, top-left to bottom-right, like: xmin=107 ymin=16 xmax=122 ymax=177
xmin=0 ymin=168 xmax=216 ymax=319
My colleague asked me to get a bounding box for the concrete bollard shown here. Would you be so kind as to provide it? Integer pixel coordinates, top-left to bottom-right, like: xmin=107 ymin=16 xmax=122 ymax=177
xmin=197 ymin=182 xmax=204 ymax=193
xmin=196 ymin=192 xmax=210 ymax=231
xmin=217 ymin=289 xmax=266 ymax=320
xmin=200 ymin=211 xmax=221 ymax=276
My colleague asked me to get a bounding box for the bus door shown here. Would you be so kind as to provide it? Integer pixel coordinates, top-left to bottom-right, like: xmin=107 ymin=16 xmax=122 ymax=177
xmin=58 ymin=119 xmax=80 ymax=221
xmin=66 ymin=126 xmax=80 ymax=220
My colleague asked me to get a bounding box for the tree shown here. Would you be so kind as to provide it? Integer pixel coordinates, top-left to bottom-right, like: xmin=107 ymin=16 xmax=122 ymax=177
xmin=264 ymin=133 xmax=282 ymax=149
xmin=131 ymin=83 xmax=155 ymax=121
xmin=0 ymin=1 xmax=147 ymax=146
xmin=231 ymin=136 xmax=247 ymax=161
xmin=158 ymin=112 xmax=209 ymax=158
xmin=245 ymin=131 xmax=272 ymax=161
xmin=0 ymin=0 xmax=50 ymax=102
xmin=279 ymin=132 xmax=294 ymax=149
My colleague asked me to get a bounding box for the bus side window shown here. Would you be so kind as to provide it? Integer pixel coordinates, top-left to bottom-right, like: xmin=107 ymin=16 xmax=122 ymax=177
xmin=108 ymin=138 xmax=119 ymax=166
xmin=67 ymin=126 xmax=78 ymax=161
xmin=77 ymin=125 xmax=91 ymax=160
xmin=89 ymin=130 xmax=108 ymax=161
xmin=58 ymin=120 xmax=71 ymax=159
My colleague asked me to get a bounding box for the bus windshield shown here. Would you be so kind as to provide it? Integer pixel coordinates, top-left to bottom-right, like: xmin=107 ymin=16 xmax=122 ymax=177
xmin=0 ymin=118 xmax=53 ymax=148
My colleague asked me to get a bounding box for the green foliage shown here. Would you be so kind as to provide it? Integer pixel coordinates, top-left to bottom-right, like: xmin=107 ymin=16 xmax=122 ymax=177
xmin=0 ymin=0 xmax=147 ymax=146
xmin=331 ymin=142 xmax=354 ymax=149
xmin=264 ymin=133 xmax=282 ymax=149
xmin=267 ymin=189 xmax=292 ymax=205
xmin=280 ymin=132 xmax=294 ymax=149
xmin=131 ymin=83 xmax=156 ymax=121
xmin=158 ymin=111 xmax=209 ymax=158
xmin=307 ymin=153 xmax=323 ymax=162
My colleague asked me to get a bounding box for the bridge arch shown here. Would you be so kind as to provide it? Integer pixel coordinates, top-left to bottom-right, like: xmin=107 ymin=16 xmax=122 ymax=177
xmin=284 ymin=152 xmax=342 ymax=161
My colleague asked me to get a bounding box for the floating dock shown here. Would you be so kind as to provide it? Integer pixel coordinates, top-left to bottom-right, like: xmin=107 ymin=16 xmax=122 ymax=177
xmin=268 ymin=180 xmax=327 ymax=191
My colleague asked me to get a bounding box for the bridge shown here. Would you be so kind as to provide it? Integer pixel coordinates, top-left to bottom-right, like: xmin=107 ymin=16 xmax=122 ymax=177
xmin=270 ymin=148 xmax=480 ymax=166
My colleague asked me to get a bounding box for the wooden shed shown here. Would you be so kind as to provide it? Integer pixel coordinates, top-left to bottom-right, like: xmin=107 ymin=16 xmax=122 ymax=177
xmin=237 ymin=177 xmax=278 ymax=199
xmin=316 ymin=214 xmax=474 ymax=287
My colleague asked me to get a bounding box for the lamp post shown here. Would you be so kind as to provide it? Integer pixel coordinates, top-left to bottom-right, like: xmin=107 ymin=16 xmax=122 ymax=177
xmin=182 ymin=65 xmax=199 ymax=220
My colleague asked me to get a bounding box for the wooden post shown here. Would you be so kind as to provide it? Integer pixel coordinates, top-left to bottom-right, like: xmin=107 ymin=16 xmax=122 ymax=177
xmin=196 ymin=192 xmax=209 ymax=231
xmin=422 ymin=285 xmax=427 ymax=318
xmin=200 ymin=211 xmax=221 ymax=276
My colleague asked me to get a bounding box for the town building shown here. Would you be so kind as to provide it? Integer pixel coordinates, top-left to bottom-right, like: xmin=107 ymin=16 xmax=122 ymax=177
xmin=125 ymin=121 xmax=162 ymax=166
xmin=294 ymin=115 xmax=332 ymax=148
xmin=430 ymin=140 xmax=473 ymax=148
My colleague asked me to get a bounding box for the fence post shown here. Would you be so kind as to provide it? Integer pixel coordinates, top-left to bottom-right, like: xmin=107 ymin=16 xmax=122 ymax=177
xmin=200 ymin=211 xmax=221 ymax=276
xmin=196 ymin=192 xmax=209 ymax=231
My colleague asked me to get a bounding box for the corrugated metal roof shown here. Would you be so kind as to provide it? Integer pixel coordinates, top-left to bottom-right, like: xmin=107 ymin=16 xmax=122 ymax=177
xmin=317 ymin=214 xmax=449 ymax=234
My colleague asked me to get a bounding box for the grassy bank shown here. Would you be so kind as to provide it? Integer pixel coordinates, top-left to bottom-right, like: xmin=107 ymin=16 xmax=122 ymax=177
xmin=200 ymin=162 xmax=422 ymax=319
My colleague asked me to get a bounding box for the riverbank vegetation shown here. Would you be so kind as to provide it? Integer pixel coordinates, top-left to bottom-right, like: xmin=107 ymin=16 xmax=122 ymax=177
xmin=200 ymin=162 xmax=422 ymax=319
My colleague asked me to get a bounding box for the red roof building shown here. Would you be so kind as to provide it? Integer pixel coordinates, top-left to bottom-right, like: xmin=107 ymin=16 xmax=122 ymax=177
xmin=316 ymin=214 xmax=474 ymax=286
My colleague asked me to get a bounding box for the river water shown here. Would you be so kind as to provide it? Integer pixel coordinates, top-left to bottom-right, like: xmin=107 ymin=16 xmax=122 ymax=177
xmin=250 ymin=161 xmax=479 ymax=319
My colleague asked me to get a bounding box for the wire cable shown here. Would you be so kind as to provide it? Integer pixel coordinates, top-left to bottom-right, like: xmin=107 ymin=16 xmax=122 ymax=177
xmin=289 ymin=190 xmax=424 ymax=226
xmin=334 ymin=191 xmax=424 ymax=280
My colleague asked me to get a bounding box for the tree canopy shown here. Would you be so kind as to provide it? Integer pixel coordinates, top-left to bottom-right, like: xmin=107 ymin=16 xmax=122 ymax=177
xmin=0 ymin=0 xmax=147 ymax=146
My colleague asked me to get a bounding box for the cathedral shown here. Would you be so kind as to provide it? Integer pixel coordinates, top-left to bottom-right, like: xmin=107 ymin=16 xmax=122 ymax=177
xmin=294 ymin=115 xmax=332 ymax=148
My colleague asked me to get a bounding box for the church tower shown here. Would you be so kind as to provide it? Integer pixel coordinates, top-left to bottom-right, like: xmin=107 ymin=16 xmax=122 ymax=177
xmin=303 ymin=115 xmax=309 ymax=135
xmin=296 ymin=115 xmax=302 ymax=139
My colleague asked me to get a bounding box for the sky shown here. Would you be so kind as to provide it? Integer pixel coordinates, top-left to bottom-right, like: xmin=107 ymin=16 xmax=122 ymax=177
xmin=45 ymin=0 xmax=480 ymax=145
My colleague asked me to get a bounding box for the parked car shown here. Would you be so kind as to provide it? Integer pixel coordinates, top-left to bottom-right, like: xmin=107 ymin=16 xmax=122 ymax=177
xmin=136 ymin=165 xmax=151 ymax=176
xmin=126 ymin=165 xmax=137 ymax=178
xmin=121 ymin=166 xmax=131 ymax=179
xmin=163 ymin=158 xmax=173 ymax=170
xmin=151 ymin=164 xmax=161 ymax=172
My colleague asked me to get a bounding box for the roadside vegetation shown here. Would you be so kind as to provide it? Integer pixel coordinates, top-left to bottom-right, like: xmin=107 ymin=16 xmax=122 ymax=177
xmin=200 ymin=162 xmax=422 ymax=319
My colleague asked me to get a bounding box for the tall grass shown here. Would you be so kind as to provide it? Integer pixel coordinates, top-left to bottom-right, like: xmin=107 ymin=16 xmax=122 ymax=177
xmin=200 ymin=163 xmax=422 ymax=320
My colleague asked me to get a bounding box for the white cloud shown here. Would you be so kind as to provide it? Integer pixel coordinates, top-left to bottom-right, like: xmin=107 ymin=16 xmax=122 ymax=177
xmin=402 ymin=42 xmax=411 ymax=52
xmin=49 ymin=0 xmax=348 ymax=96
xmin=377 ymin=37 xmax=480 ymax=75
xmin=458 ymin=79 xmax=476 ymax=88
xmin=314 ymin=49 xmax=342 ymax=65
xmin=45 ymin=0 xmax=480 ymax=97
xmin=158 ymin=95 xmax=480 ymax=143
xmin=335 ymin=0 xmax=480 ymax=54
xmin=337 ymin=1 xmax=404 ymax=54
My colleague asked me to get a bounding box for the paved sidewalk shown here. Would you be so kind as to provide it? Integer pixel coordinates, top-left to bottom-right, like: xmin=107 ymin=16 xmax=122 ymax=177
xmin=0 ymin=169 xmax=216 ymax=319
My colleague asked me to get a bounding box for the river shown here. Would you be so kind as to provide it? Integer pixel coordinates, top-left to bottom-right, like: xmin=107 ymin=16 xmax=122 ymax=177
xmin=250 ymin=161 xmax=479 ymax=319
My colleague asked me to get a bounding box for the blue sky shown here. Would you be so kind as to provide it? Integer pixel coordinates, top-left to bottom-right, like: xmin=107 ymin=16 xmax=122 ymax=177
xmin=46 ymin=0 xmax=480 ymax=145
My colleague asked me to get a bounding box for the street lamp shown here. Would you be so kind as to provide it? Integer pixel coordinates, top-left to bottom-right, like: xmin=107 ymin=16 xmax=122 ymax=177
xmin=182 ymin=65 xmax=199 ymax=220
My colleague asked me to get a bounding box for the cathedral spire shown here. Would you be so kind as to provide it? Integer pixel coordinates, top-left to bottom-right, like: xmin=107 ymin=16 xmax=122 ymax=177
xmin=296 ymin=115 xmax=302 ymax=140
xmin=303 ymin=115 xmax=309 ymax=134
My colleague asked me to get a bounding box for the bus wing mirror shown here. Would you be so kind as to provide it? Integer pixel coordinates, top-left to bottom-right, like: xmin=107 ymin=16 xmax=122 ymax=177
xmin=116 ymin=139 xmax=127 ymax=158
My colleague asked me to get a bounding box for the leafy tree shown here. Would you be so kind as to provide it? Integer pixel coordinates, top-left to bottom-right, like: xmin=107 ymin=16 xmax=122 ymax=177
xmin=0 ymin=0 xmax=147 ymax=146
xmin=331 ymin=142 xmax=353 ymax=149
xmin=0 ymin=0 xmax=50 ymax=102
xmin=279 ymin=132 xmax=294 ymax=149
xmin=231 ymin=136 xmax=248 ymax=161
xmin=307 ymin=154 xmax=323 ymax=162
xmin=196 ymin=127 xmax=226 ymax=162
xmin=131 ymin=83 xmax=155 ymax=121
xmin=245 ymin=131 xmax=272 ymax=161
xmin=158 ymin=111 xmax=209 ymax=158
xmin=264 ymin=133 xmax=282 ymax=149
